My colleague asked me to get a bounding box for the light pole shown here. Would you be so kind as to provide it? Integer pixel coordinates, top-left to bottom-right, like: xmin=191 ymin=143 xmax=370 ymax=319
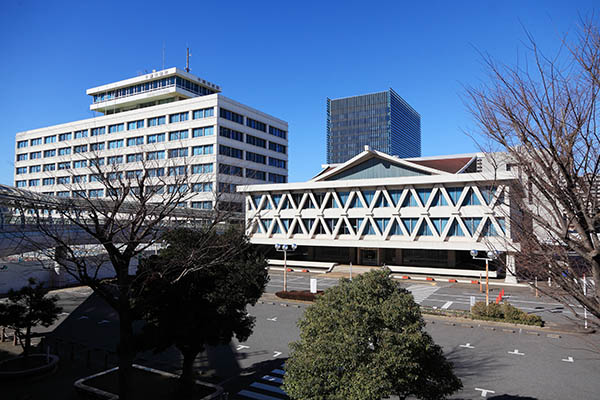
xmin=470 ymin=249 xmax=497 ymax=306
xmin=275 ymin=243 xmax=297 ymax=292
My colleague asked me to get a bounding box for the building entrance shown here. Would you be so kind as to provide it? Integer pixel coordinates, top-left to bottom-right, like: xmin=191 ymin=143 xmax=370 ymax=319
xmin=359 ymin=248 xmax=379 ymax=266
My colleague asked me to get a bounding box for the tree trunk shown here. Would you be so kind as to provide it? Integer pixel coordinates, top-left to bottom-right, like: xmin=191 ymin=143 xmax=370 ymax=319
xmin=117 ymin=264 xmax=135 ymax=400
xmin=180 ymin=348 xmax=201 ymax=396
xmin=24 ymin=325 xmax=31 ymax=359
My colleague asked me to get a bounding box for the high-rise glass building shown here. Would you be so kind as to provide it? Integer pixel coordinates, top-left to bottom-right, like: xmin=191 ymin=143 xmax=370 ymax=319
xmin=326 ymin=89 xmax=421 ymax=164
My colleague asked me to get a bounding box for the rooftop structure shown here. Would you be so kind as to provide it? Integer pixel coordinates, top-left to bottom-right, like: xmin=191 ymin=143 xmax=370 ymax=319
xmin=87 ymin=67 xmax=221 ymax=115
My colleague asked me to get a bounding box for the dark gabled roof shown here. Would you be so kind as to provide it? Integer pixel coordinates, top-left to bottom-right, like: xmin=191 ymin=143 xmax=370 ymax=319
xmin=409 ymin=157 xmax=474 ymax=174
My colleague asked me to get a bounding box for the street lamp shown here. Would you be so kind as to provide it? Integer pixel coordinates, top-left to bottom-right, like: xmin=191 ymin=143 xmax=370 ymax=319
xmin=470 ymin=249 xmax=497 ymax=306
xmin=275 ymin=243 xmax=297 ymax=292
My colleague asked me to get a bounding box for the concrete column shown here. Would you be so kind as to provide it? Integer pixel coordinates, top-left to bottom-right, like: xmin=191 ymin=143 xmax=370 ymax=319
xmin=505 ymin=253 xmax=518 ymax=284
xmin=395 ymin=248 xmax=403 ymax=265
xmin=448 ymin=250 xmax=456 ymax=268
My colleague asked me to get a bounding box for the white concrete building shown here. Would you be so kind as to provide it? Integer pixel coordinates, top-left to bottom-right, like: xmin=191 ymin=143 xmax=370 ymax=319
xmin=239 ymin=148 xmax=519 ymax=281
xmin=14 ymin=67 xmax=288 ymax=211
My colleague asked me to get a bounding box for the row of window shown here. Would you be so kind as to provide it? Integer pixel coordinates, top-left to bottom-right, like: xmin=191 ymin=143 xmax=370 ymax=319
xmin=15 ymin=163 xmax=215 ymax=188
xmin=15 ymin=128 xmax=217 ymax=162
xmin=218 ymin=126 xmax=285 ymax=153
xmin=92 ymin=76 xmax=217 ymax=103
xmin=256 ymin=217 xmax=505 ymax=237
xmin=251 ymin=187 xmax=497 ymax=211
xmin=16 ymin=108 xmax=216 ymax=149
xmin=218 ymin=145 xmax=286 ymax=169
xmin=219 ymin=108 xmax=287 ymax=139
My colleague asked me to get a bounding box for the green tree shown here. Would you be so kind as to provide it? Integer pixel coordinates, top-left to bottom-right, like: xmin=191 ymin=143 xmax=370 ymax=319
xmin=133 ymin=227 xmax=268 ymax=395
xmin=283 ymin=269 xmax=462 ymax=400
xmin=0 ymin=278 xmax=62 ymax=358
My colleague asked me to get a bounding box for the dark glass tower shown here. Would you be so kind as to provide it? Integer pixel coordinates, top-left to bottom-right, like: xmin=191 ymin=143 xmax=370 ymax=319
xmin=326 ymin=89 xmax=421 ymax=164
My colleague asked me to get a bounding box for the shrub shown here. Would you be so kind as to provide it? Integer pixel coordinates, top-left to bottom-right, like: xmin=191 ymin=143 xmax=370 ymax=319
xmin=275 ymin=290 xmax=323 ymax=301
xmin=470 ymin=301 xmax=543 ymax=327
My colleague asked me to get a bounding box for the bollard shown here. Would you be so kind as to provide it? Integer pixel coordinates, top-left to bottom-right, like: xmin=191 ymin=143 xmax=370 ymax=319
xmin=535 ymin=277 xmax=539 ymax=297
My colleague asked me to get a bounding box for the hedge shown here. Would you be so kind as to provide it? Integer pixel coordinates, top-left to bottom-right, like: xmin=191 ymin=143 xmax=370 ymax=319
xmin=471 ymin=301 xmax=544 ymax=326
xmin=275 ymin=290 xmax=323 ymax=301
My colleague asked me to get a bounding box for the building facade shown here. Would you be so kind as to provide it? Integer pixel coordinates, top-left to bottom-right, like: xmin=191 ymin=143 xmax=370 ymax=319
xmin=239 ymin=148 xmax=518 ymax=282
xmin=14 ymin=68 xmax=288 ymax=210
xmin=326 ymin=89 xmax=421 ymax=164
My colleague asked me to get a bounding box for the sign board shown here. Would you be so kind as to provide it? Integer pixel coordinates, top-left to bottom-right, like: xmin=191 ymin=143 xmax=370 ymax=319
xmin=310 ymin=278 xmax=317 ymax=294
xmin=470 ymin=296 xmax=476 ymax=309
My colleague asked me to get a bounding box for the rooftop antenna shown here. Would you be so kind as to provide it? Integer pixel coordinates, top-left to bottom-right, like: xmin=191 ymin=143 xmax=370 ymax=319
xmin=185 ymin=47 xmax=191 ymax=73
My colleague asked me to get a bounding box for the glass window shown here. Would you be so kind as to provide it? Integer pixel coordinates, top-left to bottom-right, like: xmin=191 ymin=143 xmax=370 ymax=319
xmin=90 ymin=128 xmax=104 ymax=137
xmin=43 ymin=163 xmax=55 ymax=172
xmin=146 ymin=168 xmax=165 ymax=177
xmin=89 ymin=189 xmax=104 ymax=198
xmin=16 ymin=180 xmax=27 ymax=188
xmin=146 ymin=133 xmax=165 ymax=143
xmin=192 ymin=163 xmax=213 ymax=174
xmin=108 ymin=139 xmax=124 ymax=149
xmin=15 ymin=167 xmax=27 ymax=175
xmin=28 ymin=179 xmax=40 ymax=187
xmin=268 ymin=173 xmax=287 ymax=183
xmin=29 ymin=165 xmax=41 ymax=173
xmin=30 ymin=138 xmax=42 ymax=146
xmin=219 ymin=108 xmax=244 ymax=124
xmin=59 ymin=132 xmax=72 ymax=141
xmin=247 ymin=151 xmax=266 ymax=164
xmin=44 ymin=135 xmax=56 ymax=144
xmin=126 ymin=137 xmax=144 ymax=146
xmin=269 ymin=126 xmax=287 ymax=139
xmin=16 ymin=153 xmax=28 ymax=161
xmin=44 ymin=149 xmax=56 ymax=157
xmin=30 ymin=151 xmax=41 ymax=159
xmin=246 ymin=134 xmax=266 ymax=148
xmin=168 ymin=166 xmax=187 ymax=176
xmin=268 ymin=157 xmax=286 ymax=169
xmin=108 ymin=123 xmax=123 ymax=133
xmin=73 ymin=145 xmax=88 ymax=153
xmin=73 ymin=160 xmax=87 ymax=168
xmin=192 ymin=144 xmax=213 ymax=156
xmin=246 ymin=117 xmax=267 ymax=132
xmin=90 ymin=142 xmax=105 ymax=151
xmin=148 ymin=116 xmax=166 ymax=126
xmin=73 ymin=175 xmax=86 ymax=184
xmin=126 ymin=153 xmax=143 ymax=163
xmin=191 ymin=201 xmax=212 ymax=209
xmin=269 ymin=141 xmax=286 ymax=154
xmin=169 ymin=130 xmax=188 ymax=141
xmin=168 ymin=148 xmax=188 ymax=158
xmin=146 ymin=150 xmax=165 ymax=160
xmin=17 ymin=140 xmax=28 ymax=148
xmin=57 ymin=162 xmax=70 ymax=170
xmin=58 ymin=147 xmax=70 ymax=155
xmin=169 ymin=112 xmax=188 ymax=123
xmin=107 ymin=155 xmax=124 ymax=164
xmin=127 ymin=120 xmax=144 ymax=130
xmin=219 ymin=126 xmax=244 ymax=141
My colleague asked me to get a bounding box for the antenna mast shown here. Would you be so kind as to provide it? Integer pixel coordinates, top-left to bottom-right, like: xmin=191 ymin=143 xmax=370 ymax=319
xmin=185 ymin=47 xmax=191 ymax=73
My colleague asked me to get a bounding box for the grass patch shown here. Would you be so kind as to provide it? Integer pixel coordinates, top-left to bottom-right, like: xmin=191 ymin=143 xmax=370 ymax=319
xmin=470 ymin=302 xmax=544 ymax=326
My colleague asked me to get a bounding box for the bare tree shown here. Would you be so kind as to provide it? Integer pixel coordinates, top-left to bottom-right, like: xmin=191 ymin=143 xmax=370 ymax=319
xmin=8 ymin=143 xmax=243 ymax=399
xmin=465 ymin=19 xmax=600 ymax=326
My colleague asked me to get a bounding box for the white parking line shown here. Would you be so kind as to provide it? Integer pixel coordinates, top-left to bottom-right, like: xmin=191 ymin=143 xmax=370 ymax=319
xmin=562 ymin=356 xmax=574 ymax=362
xmin=508 ymin=349 xmax=524 ymax=355
xmin=475 ymin=388 xmax=495 ymax=397
xmin=441 ymin=301 xmax=453 ymax=309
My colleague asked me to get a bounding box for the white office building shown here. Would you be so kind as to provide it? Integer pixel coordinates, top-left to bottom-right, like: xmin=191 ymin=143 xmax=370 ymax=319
xmin=239 ymin=148 xmax=519 ymax=282
xmin=14 ymin=68 xmax=288 ymax=211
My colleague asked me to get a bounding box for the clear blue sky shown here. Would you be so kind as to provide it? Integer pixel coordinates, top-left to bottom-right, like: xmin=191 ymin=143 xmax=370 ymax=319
xmin=0 ymin=0 xmax=595 ymax=185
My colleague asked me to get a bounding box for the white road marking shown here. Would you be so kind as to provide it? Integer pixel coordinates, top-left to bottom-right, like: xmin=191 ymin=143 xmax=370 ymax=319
xmin=97 ymin=319 xmax=110 ymax=325
xmin=271 ymin=368 xmax=285 ymax=375
xmin=262 ymin=374 xmax=284 ymax=384
xmin=562 ymin=356 xmax=574 ymax=362
xmin=508 ymin=349 xmax=524 ymax=355
xmin=267 ymin=317 xmax=278 ymax=321
xmin=59 ymin=312 xmax=69 ymax=316
xmin=273 ymin=351 xmax=282 ymax=358
xmin=441 ymin=301 xmax=453 ymax=309
xmin=77 ymin=316 xmax=88 ymax=320
xmin=238 ymin=389 xmax=281 ymax=400
xmin=407 ymin=285 xmax=440 ymax=304
xmin=236 ymin=345 xmax=250 ymax=350
xmin=459 ymin=343 xmax=474 ymax=349
xmin=250 ymin=382 xmax=286 ymax=395
xmin=475 ymin=388 xmax=495 ymax=397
